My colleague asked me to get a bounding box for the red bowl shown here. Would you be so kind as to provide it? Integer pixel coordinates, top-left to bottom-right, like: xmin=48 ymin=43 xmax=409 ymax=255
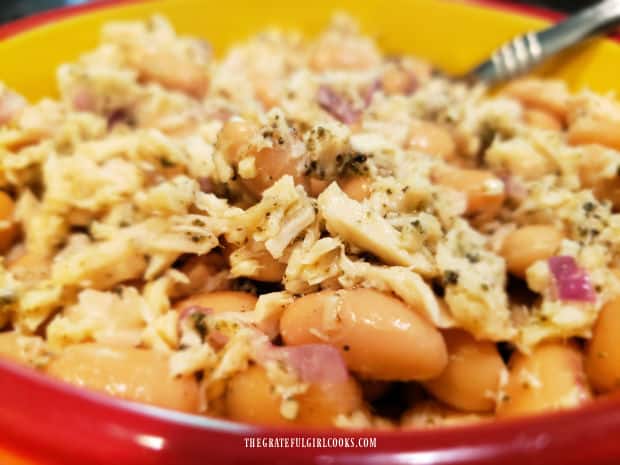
xmin=1 ymin=2 xmax=620 ymax=465
xmin=2 ymin=356 xmax=620 ymax=465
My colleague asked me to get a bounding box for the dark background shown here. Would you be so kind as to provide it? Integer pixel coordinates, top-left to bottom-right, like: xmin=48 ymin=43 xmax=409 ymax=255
xmin=0 ymin=0 xmax=602 ymax=24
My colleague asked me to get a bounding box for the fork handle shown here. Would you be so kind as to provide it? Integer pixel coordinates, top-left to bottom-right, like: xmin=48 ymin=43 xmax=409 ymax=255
xmin=539 ymin=0 xmax=620 ymax=56
xmin=469 ymin=0 xmax=620 ymax=83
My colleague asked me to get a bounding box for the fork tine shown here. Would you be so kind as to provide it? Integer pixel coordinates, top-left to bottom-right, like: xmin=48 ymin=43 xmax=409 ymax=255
xmin=464 ymin=0 xmax=620 ymax=84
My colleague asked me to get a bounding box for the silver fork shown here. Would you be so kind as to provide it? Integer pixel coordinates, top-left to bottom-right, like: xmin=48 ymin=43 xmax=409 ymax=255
xmin=466 ymin=0 xmax=620 ymax=83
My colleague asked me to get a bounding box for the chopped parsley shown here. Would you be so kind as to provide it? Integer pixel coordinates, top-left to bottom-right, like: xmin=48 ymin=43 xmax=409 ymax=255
xmin=443 ymin=270 xmax=459 ymax=286
xmin=583 ymin=201 xmax=596 ymax=214
xmin=159 ymin=157 xmax=175 ymax=167
xmin=192 ymin=312 xmax=208 ymax=340
xmin=465 ymin=252 xmax=480 ymax=263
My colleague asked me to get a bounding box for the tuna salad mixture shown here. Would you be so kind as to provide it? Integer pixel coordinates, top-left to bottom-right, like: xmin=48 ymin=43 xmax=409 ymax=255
xmin=1 ymin=15 xmax=620 ymax=428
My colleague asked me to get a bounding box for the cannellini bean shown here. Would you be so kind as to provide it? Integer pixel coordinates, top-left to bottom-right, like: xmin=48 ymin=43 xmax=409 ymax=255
xmin=407 ymin=120 xmax=456 ymax=160
xmin=496 ymin=341 xmax=591 ymax=417
xmin=578 ymin=145 xmax=620 ymax=208
xmin=382 ymin=65 xmax=417 ymax=96
xmin=174 ymin=291 xmax=257 ymax=313
xmin=310 ymin=47 xmax=376 ymax=72
xmin=46 ymin=344 xmax=200 ymax=412
xmin=309 ymin=34 xmax=380 ymax=72
xmin=218 ymin=120 xmax=309 ymax=197
xmin=242 ymin=146 xmax=308 ymax=197
xmin=585 ymin=297 xmax=620 ymax=393
xmin=225 ymin=365 xmax=363 ymax=427
xmin=128 ymin=48 xmax=209 ymax=98
xmin=0 ymin=191 xmax=18 ymax=254
xmin=486 ymin=139 xmax=556 ymax=181
xmin=308 ymin=178 xmax=330 ymax=197
xmin=171 ymin=253 xmax=228 ymax=298
xmin=500 ymin=225 xmax=564 ymax=278
xmin=523 ymin=109 xmax=563 ymax=131
xmin=578 ymin=145 xmax=608 ymax=189
xmin=337 ymin=176 xmax=371 ymax=201
xmin=247 ymin=250 xmax=286 ymax=283
xmin=423 ymin=330 xmax=505 ymax=412
xmin=280 ymin=289 xmax=448 ymax=381
xmin=503 ymin=78 xmax=569 ymax=121
xmin=432 ymin=167 xmax=505 ymax=220
xmin=568 ymin=117 xmax=620 ymax=151
xmin=253 ymin=78 xmax=280 ymax=110
xmin=218 ymin=119 xmax=256 ymax=165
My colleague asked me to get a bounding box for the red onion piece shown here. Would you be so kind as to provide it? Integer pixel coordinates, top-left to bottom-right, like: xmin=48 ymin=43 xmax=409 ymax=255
xmin=107 ymin=109 xmax=133 ymax=129
xmin=0 ymin=90 xmax=26 ymax=125
xmin=317 ymin=85 xmax=361 ymax=125
xmin=256 ymin=341 xmax=349 ymax=384
xmin=548 ymin=256 xmax=596 ymax=303
xmin=282 ymin=344 xmax=349 ymax=384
